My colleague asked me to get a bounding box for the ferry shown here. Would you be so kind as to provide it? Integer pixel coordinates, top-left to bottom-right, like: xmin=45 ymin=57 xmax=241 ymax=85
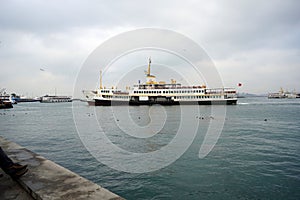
xmin=268 ymin=88 xmax=299 ymax=99
xmin=40 ymin=95 xmax=72 ymax=103
xmin=83 ymin=59 xmax=238 ymax=106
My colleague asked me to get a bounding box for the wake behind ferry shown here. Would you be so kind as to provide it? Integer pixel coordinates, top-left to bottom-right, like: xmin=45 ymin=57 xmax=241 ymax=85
xmin=83 ymin=59 xmax=237 ymax=106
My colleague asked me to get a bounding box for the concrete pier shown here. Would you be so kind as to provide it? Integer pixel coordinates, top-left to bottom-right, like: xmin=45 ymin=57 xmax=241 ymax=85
xmin=0 ymin=136 xmax=124 ymax=200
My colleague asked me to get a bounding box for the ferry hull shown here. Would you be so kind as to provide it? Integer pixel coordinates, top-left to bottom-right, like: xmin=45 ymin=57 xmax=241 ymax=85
xmin=129 ymin=100 xmax=237 ymax=105
xmin=91 ymin=99 xmax=237 ymax=106
xmin=94 ymin=99 xmax=129 ymax=106
xmin=0 ymin=101 xmax=13 ymax=109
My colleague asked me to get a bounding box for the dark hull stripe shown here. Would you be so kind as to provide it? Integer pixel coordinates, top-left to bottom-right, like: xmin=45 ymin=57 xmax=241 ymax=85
xmin=91 ymin=99 xmax=237 ymax=106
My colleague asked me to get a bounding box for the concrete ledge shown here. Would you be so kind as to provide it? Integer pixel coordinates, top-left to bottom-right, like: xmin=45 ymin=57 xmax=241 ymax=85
xmin=0 ymin=136 xmax=124 ymax=200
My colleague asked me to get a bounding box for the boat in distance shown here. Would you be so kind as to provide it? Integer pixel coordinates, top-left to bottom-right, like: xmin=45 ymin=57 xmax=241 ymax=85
xmin=0 ymin=89 xmax=13 ymax=109
xmin=83 ymin=58 xmax=238 ymax=106
xmin=268 ymin=88 xmax=300 ymax=99
xmin=40 ymin=95 xmax=72 ymax=103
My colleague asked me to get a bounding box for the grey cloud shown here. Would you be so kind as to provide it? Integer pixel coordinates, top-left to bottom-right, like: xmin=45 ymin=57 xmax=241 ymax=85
xmin=0 ymin=0 xmax=300 ymax=95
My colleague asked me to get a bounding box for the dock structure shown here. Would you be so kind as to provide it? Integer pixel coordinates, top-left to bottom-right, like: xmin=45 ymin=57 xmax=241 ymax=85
xmin=0 ymin=136 xmax=124 ymax=200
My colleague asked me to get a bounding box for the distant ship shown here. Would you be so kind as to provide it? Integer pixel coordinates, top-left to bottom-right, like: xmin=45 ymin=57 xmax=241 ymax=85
xmin=14 ymin=96 xmax=41 ymax=103
xmin=40 ymin=95 xmax=72 ymax=103
xmin=83 ymin=58 xmax=238 ymax=106
xmin=268 ymin=88 xmax=299 ymax=99
xmin=0 ymin=89 xmax=13 ymax=109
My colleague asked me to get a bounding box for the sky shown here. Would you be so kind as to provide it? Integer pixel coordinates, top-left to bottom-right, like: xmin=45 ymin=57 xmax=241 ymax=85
xmin=0 ymin=0 xmax=299 ymax=96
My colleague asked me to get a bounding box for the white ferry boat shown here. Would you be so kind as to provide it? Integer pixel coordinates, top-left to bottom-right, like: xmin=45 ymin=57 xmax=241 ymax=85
xmin=40 ymin=95 xmax=72 ymax=103
xmin=83 ymin=59 xmax=237 ymax=106
xmin=268 ymin=88 xmax=299 ymax=99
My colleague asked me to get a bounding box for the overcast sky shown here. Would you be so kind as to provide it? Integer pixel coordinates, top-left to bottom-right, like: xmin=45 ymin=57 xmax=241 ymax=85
xmin=1 ymin=0 xmax=299 ymax=96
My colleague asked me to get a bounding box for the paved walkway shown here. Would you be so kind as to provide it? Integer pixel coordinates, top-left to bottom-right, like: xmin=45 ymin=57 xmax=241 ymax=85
xmin=0 ymin=168 xmax=33 ymax=200
xmin=0 ymin=136 xmax=124 ymax=200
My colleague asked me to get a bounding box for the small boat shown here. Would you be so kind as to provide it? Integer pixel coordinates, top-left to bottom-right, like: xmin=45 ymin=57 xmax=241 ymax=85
xmin=0 ymin=93 xmax=13 ymax=109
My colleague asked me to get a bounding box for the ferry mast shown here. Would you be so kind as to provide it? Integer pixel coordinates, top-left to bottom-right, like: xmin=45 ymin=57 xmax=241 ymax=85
xmin=146 ymin=57 xmax=157 ymax=85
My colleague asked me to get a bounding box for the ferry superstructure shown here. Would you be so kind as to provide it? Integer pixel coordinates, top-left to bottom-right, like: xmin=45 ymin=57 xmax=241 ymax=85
xmin=83 ymin=59 xmax=237 ymax=106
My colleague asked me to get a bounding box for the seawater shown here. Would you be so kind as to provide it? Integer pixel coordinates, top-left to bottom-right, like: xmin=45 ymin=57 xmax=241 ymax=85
xmin=0 ymin=97 xmax=299 ymax=200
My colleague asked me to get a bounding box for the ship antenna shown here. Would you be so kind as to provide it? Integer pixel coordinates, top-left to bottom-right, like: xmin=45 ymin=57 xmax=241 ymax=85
xmin=147 ymin=57 xmax=151 ymax=76
xmin=100 ymin=70 xmax=103 ymax=89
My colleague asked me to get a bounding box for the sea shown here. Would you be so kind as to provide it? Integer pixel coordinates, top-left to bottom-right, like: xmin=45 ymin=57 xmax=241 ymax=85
xmin=0 ymin=97 xmax=299 ymax=200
